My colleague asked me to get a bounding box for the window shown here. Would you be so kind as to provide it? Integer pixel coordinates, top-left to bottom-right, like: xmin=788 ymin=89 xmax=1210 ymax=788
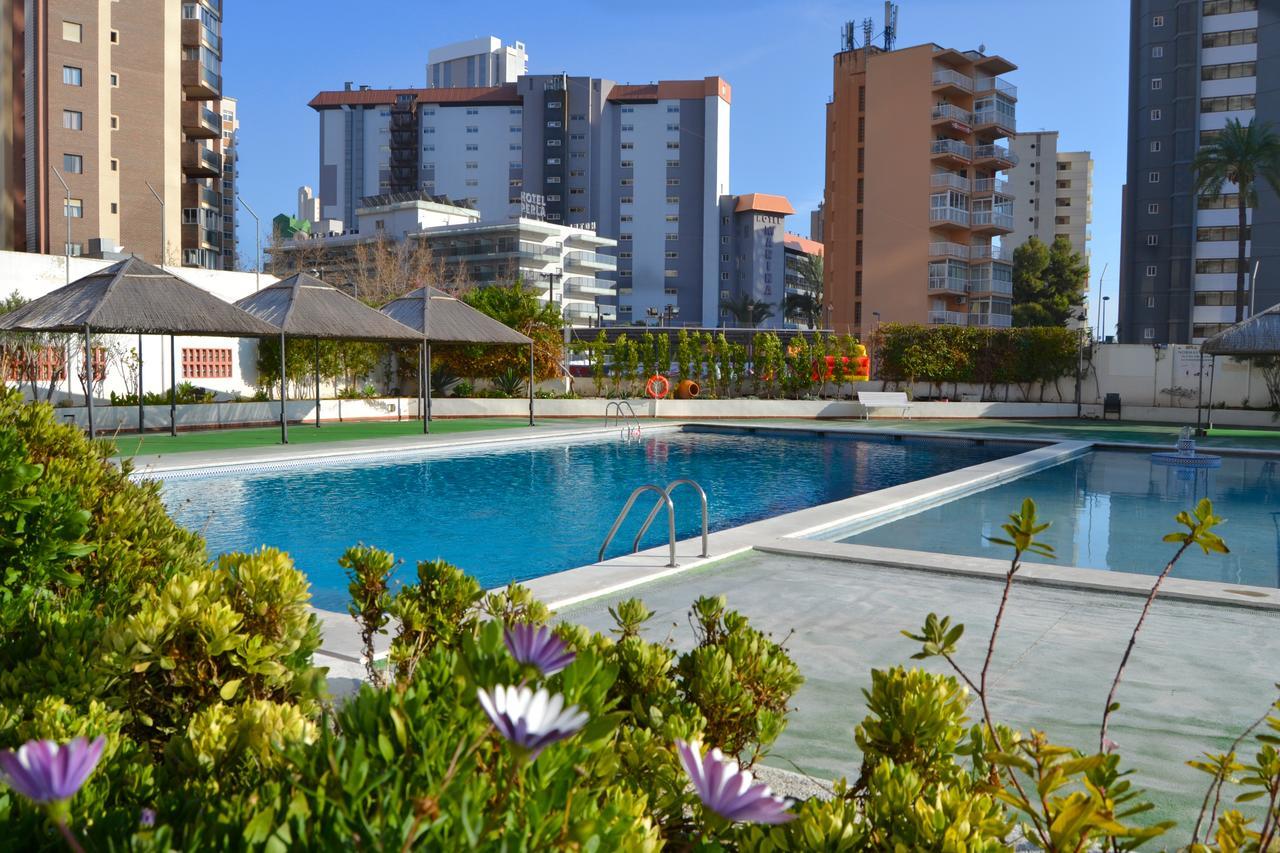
xmin=1197 ymin=259 xmax=1245 ymax=274
xmin=1146 ymin=265 xmax=1158 ymax=277
xmin=466 ymin=126 xmax=478 ymax=134
xmin=665 ymin=251 xmax=679 ymax=259
xmin=1152 ymin=14 xmax=1164 ymax=26
xmin=464 ymin=178 xmax=478 ymax=187
xmin=509 ymin=143 xmax=520 ymax=150
xmin=465 ymin=161 xmax=478 ymax=169
xmin=720 ymin=272 xmax=729 ymax=281
xmin=1151 ymin=77 xmax=1162 ymax=90
xmin=620 ymin=195 xmax=633 ymax=204
xmin=620 ymin=160 xmax=633 ymax=169
xmin=547 ymin=120 xmax=561 ymax=128
xmin=570 ymin=133 xmax=585 ymax=141
xmin=1195 ymin=291 xmax=1239 ymax=306
xmin=509 ymin=107 xmax=521 ymax=115
xmin=109 ymin=29 xmax=118 ymax=44
xmin=667 ymin=105 xmax=680 ymax=113
xmin=1202 ymin=62 xmax=1257 ymax=81
xmin=547 ymin=138 xmax=561 ymax=147
xmin=1056 ymin=215 xmax=1070 ymax=225
xmin=1148 ymin=171 xmax=1160 ymax=183
xmin=1200 ymin=129 xmax=1223 ymax=146
xmin=547 ymin=101 xmax=561 ymax=108
xmin=110 ymin=202 xmax=117 ymax=214
xmin=666 ymin=160 xmax=680 ymax=168
xmin=1201 ymin=94 xmax=1255 ymax=113
xmin=1151 ymin=45 xmax=1164 ymax=58
xmin=1056 ymin=197 xmax=1071 ymax=206
xmin=1149 ymin=108 xmax=1161 ymax=121
xmin=109 ymin=159 xmax=117 ymax=171
xmin=620 ymin=142 xmax=634 ymax=150
xmin=466 ymin=143 xmax=478 ymax=151
xmin=665 ymin=233 xmax=679 ymax=241
xmin=620 ymin=214 xmax=633 ymax=222
xmin=63 ymin=154 xmax=82 ymax=174
xmin=547 ymin=176 xmax=560 ymax=184
xmin=65 ymin=198 xmax=83 ymax=218
xmin=62 ymin=110 xmax=82 ymax=130
xmin=1143 ymin=328 xmax=1155 ymax=341
xmin=466 ymin=108 xmax=479 ymax=115
xmin=620 ymin=106 xmax=634 ymax=114
xmin=666 ymin=196 xmax=679 ymax=204
xmin=1146 ymin=296 xmax=1156 ymax=308
xmin=1148 ymin=202 xmax=1160 ymax=214
xmin=182 ymin=348 xmax=233 ymax=379
xmin=1149 ymin=140 xmax=1161 ymax=153
xmin=666 ymin=141 xmax=679 ymax=150
xmin=665 ymin=214 xmax=679 ymax=222
xmin=664 ymin=270 xmax=678 ymax=278
xmin=1203 ymin=28 xmax=1257 ymax=48
xmin=1203 ymin=0 xmax=1257 ymax=15
xmin=1197 ymin=225 xmax=1250 ymax=242
xmin=666 ymin=123 xmax=679 ymax=132
xmin=621 ymin=124 xmax=634 ymax=132
xmin=110 ymin=73 xmax=118 ymax=87
xmin=667 ymin=178 xmax=679 ymax=186
xmin=619 ymin=233 xmax=632 ymax=241
xmin=110 ymin=115 xmax=118 ymax=130
xmin=424 ymin=127 xmax=436 ymax=135
xmin=62 ymin=66 xmax=82 ymax=86
xmin=1199 ymin=192 xmax=1240 ymax=209
xmin=546 ymin=157 xmax=561 ymax=165
xmin=619 ymin=178 xmax=633 ymax=187
xmin=62 ymin=20 xmax=81 ymax=42
xmin=1146 ymin=234 xmax=1159 ymax=246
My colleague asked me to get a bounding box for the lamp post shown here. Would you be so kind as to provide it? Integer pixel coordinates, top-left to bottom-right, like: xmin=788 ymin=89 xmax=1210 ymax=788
xmin=1099 ymin=295 xmax=1111 ymax=344
xmin=237 ymin=194 xmax=261 ymax=292
xmin=52 ymin=167 xmax=71 ymax=284
xmin=143 ymin=180 xmax=168 ymax=435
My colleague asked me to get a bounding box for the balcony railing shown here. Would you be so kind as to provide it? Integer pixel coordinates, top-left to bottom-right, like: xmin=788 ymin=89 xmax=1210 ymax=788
xmin=974 ymin=144 xmax=1017 ymax=165
xmin=971 ymin=210 xmax=1014 ymax=231
xmin=182 ymin=143 xmax=222 ymax=177
xmin=930 ymin=139 xmax=973 ymax=160
xmin=975 ymin=77 xmax=1018 ymax=99
xmin=970 ymin=312 xmax=1013 ymax=328
xmin=972 ymin=177 xmax=1009 ymax=195
xmin=565 ymin=250 xmax=616 ymax=269
xmin=929 ymin=310 xmax=969 ymax=326
xmin=928 ymin=241 xmax=970 ymax=260
xmin=928 ymin=274 xmax=969 ymax=295
xmin=930 ymin=103 xmax=972 ymax=124
xmin=930 ymin=207 xmax=970 ymax=227
xmin=930 ymin=173 xmax=970 ymax=193
xmin=972 ymin=110 xmax=1016 ymax=133
xmin=968 ymin=267 xmax=1014 ymax=296
xmin=969 ymin=243 xmax=1012 ymax=262
xmin=932 ymin=69 xmax=974 ymax=92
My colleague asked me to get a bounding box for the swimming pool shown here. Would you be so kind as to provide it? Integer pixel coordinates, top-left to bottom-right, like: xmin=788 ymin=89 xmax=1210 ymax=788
xmin=833 ymin=450 xmax=1280 ymax=587
xmin=161 ymin=428 xmax=1016 ymax=611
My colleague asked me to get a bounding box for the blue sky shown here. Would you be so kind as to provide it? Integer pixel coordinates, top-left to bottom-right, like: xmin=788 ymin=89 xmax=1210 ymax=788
xmin=225 ymin=0 xmax=1129 ymax=333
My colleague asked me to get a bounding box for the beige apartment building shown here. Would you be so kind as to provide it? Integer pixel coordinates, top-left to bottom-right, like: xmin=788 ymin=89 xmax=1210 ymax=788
xmin=215 ymin=95 xmax=237 ymax=269
xmin=1007 ymin=131 xmax=1093 ymax=263
xmin=0 ymin=0 xmax=229 ymax=269
xmin=824 ymin=41 xmax=1018 ymax=335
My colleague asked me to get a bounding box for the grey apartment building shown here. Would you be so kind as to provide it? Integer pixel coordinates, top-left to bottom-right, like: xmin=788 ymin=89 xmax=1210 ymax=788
xmin=1119 ymin=0 xmax=1277 ymax=343
xmin=309 ymin=67 xmax=731 ymax=327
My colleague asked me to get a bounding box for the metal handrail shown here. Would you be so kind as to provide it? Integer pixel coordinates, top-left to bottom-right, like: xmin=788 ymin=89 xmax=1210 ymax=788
xmin=599 ymin=485 xmax=677 ymax=567
xmin=605 ymin=400 xmax=641 ymax=439
xmin=632 ymin=478 xmax=708 ymax=557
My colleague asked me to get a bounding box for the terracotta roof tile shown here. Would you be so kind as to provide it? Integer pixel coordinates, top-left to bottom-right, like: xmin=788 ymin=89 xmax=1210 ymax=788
xmin=734 ymin=193 xmax=796 ymax=216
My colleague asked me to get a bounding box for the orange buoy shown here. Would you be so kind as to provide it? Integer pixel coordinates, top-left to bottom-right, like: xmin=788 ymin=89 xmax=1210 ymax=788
xmin=645 ymin=374 xmax=671 ymax=399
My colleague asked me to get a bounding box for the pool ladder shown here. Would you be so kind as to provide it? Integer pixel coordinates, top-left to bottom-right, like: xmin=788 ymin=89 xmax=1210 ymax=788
xmin=605 ymin=400 xmax=642 ymax=441
xmin=598 ymin=479 xmax=709 ymax=568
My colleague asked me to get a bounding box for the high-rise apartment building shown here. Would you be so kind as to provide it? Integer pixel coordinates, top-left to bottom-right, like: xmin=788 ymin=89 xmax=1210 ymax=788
xmin=310 ymin=71 xmax=730 ymax=326
xmin=427 ymin=37 xmax=527 ymax=89
xmin=824 ymin=40 xmax=1019 ymax=335
xmin=1007 ymin=131 xmax=1094 ymax=262
xmin=1119 ymin=0 xmax=1275 ymax=343
xmin=0 ymin=0 xmax=230 ymax=269
xmin=216 ymin=96 xmax=237 ymax=269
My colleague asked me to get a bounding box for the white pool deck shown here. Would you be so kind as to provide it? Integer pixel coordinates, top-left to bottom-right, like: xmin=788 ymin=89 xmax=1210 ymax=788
xmin=137 ymin=420 xmax=1280 ymax=834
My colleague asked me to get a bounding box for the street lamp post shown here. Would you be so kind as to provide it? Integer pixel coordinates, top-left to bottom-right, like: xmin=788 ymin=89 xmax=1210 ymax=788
xmin=237 ymin=195 xmax=261 ymax=292
xmin=52 ymin=167 xmax=71 ymax=284
xmin=143 ymin=181 xmax=168 ymax=435
xmin=1099 ymin=296 xmax=1111 ymax=344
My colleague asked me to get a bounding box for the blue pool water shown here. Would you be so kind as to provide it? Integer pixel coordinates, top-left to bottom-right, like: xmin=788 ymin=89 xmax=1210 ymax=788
xmin=161 ymin=428 xmax=1015 ymax=611
xmin=837 ymin=450 xmax=1280 ymax=588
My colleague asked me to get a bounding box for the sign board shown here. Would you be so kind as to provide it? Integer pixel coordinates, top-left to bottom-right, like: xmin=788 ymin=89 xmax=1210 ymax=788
xmin=1172 ymin=344 xmax=1204 ymax=380
xmin=520 ymin=192 xmax=546 ymax=220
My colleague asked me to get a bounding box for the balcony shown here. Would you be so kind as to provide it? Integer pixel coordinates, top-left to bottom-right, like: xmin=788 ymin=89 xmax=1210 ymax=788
xmin=969 ymin=243 xmax=1012 ymax=262
xmin=972 ymin=177 xmax=1010 ymax=196
xmin=930 ymin=103 xmax=972 ymax=128
xmin=565 ymin=250 xmax=616 ymax=271
xmin=929 ymin=310 xmax=969 ymax=326
xmin=972 ymin=109 xmax=1016 ymax=136
xmin=973 ymin=144 xmax=1017 ymax=167
xmin=181 ymin=102 xmax=222 ymax=139
xmin=971 ymin=210 xmax=1014 ymax=233
xmin=929 ymin=207 xmax=970 ymax=228
xmin=932 ymin=68 xmax=974 ymax=95
xmin=563 ymin=277 xmax=615 ymax=297
xmin=928 ymin=268 xmax=969 ymax=296
xmin=968 ymin=265 xmax=1014 ymax=296
xmin=970 ymin=312 xmax=1013 ymax=328
xmin=930 ymin=139 xmax=973 ymax=163
xmin=181 ymin=17 xmax=221 ymax=54
xmin=930 ymin=172 xmax=970 ymax=193
xmin=929 ymin=241 xmax=970 ymax=260
xmin=182 ymin=143 xmax=222 ymax=177
xmin=975 ymin=77 xmax=1018 ymax=100
xmin=181 ymin=183 xmax=221 ymax=211
xmin=181 ymin=223 xmax=221 ymax=250
xmin=181 ymin=59 xmax=221 ymax=100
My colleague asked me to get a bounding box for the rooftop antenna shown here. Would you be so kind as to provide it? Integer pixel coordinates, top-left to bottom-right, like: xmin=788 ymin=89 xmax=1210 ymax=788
xmin=883 ymin=1 xmax=899 ymax=51
xmin=862 ymin=17 xmax=874 ymax=51
xmin=841 ymin=20 xmax=855 ymax=52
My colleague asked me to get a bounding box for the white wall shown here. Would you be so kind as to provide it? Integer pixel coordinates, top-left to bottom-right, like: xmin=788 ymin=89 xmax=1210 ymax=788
xmin=422 ymin=103 xmax=518 ymax=220
xmin=625 ymin=102 xmax=668 ymax=321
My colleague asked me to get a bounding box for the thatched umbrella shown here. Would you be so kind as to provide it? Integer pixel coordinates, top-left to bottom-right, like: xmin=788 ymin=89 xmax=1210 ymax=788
xmin=381 ymin=287 xmax=535 ymax=430
xmin=235 ymin=273 xmax=420 ymax=443
xmin=1198 ymin=303 xmax=1280 ymax=432
xmin=0 ymin=257 xmax=278 ymax=438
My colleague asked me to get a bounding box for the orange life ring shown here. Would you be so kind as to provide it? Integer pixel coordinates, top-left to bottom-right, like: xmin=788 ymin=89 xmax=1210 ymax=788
xmin=645 ymin=374 xmax=671 ymax=399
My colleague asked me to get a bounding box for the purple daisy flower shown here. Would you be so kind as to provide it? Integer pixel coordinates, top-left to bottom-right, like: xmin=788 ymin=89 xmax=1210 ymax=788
xmin=503 ymin=623 xmax=576 ymax=676
xmin=676 ymin=739 xmax=795 ymax=824
xmin=477 ymin=685 xmax=588 ymax=760
xmin=0 ymin=736 xmax=106 ymax=805
xmin=139 ymin=807 xmax=157 ymax=828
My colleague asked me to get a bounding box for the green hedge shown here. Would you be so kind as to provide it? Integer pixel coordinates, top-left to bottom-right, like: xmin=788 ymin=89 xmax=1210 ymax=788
xmin=876 ymin=324 xmax=1080 ymax=398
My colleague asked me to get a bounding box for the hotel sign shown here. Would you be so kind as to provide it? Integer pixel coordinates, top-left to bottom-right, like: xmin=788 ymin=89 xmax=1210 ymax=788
xmin=521 ymin=192 xmax=546 ymax=220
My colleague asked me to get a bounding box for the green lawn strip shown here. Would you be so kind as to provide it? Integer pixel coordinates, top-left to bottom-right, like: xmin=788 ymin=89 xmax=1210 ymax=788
xmin=109 ymin=417 xmax=536 ymax=457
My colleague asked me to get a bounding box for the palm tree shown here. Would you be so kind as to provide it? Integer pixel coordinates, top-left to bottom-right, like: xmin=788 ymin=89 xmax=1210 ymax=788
xmin=1193 ymin=118 xmax=1280 ymax=322
xmin=783 ymin=254 xmax=824 ymax=328
xmin=721 ymin=293 xmax=775 ymax=328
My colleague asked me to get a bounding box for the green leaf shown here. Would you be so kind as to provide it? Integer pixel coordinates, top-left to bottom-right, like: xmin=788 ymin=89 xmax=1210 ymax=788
xmin=219 ymin=678 xmax=242 ymax=700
